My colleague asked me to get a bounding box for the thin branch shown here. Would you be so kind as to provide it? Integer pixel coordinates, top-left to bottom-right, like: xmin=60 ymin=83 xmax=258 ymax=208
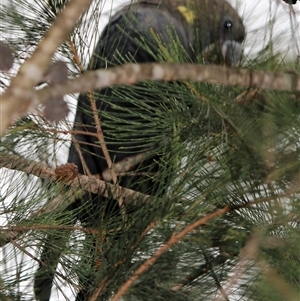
xmin=71 ymin=134 xmax=93 ymax=177
xmin=66 ymin=36 xmax=85 ymax=71
xmin=87 ymin=92 xmax=118 ymax=186
xmin=68 ymin=34 xmax=118 ymax=202
xmin=109 ymin=206 xmax=230 ymax=301
xmin=64 ymin=36 xmax=95 ymax=177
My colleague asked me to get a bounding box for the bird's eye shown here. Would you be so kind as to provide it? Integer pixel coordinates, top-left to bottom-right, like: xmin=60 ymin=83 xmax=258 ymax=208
xmin=224 ymin=20 xmax=233 ymax=30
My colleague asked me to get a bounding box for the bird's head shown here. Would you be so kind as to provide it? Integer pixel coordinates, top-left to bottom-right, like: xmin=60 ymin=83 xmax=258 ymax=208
xmin=173 ymin=0 xmax=246 ymax=65
xmin=122 ymin=0 xmax=245 ymax=66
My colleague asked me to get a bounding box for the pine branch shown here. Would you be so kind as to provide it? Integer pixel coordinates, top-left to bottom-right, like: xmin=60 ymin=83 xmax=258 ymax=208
xmin=1 ymin=61 xmax=300 ymax=135
xmin=0 ymin=153 xmax=152 ymax=247
xmin=0 ymin=0 xmax=93 ymax=133
xmin=107 ymin=206 xmax=230 ymax=301
xmin=0 ymin=153 xmax=151 ymax=203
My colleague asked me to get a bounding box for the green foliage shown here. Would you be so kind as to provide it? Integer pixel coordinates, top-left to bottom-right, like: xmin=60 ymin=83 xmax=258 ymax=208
xmin=0 ymin=1 xmax=300 ymax=300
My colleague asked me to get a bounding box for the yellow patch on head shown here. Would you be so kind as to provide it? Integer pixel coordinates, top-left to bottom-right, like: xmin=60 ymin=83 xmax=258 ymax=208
xmin=177 ymin=5 xmax=195 ymax=24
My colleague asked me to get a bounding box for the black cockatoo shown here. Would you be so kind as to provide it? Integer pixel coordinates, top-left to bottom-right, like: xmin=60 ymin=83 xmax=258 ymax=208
xmin=282 ymin=0 xmax=298 ymax=4
xmin=34 ymin=1 xmax=245 ymax=300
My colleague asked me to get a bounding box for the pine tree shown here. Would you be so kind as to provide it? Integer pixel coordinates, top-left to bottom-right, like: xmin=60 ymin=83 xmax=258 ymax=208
xmin=0 ymin=1 xmax=299 ymax=301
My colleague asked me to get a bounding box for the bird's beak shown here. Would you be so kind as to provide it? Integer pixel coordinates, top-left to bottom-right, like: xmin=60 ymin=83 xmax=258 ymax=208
xmin=221 ymin=40 xmax=243 ymax=66
xmin=201 ymin=40 xmax=243 ymax=66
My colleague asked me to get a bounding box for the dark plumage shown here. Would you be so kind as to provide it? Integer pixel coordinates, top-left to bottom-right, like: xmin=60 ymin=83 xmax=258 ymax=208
xmin=282 ymin=0 xmax=298 ymax=4
xmin=34 ymin=1 xmax=245 ymax=300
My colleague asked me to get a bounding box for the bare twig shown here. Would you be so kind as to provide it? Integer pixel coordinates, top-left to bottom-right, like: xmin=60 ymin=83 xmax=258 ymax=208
xmin=87 ymin=92 xmax=118 ymax=185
